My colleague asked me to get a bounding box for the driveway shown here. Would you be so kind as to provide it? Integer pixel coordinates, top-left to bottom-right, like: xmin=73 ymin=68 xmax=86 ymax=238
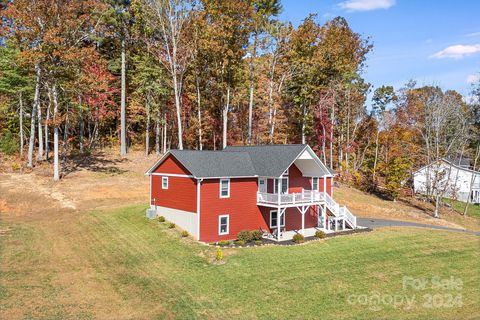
xmin=357 ymin=218 xmax=480 ymax=236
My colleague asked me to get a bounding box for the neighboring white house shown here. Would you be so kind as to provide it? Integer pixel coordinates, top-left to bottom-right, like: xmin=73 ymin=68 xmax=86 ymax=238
xmin=413 ymin=159 xmax=480 ymax=204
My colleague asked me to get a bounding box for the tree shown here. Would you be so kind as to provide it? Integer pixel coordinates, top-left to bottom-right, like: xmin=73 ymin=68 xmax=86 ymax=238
xmin=143 ymin=0 xmax=194 ymax=150
xmin=371 ymin=85 xmax=396 ymax=182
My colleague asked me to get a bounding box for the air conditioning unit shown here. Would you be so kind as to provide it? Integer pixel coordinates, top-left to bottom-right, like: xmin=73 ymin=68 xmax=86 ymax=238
xmin=146 ymin=208 xmax=157 ymax=219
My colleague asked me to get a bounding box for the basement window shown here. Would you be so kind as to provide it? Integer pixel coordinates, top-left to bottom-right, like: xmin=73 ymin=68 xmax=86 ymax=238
xmin=219 ymin=215 xmax=229 ymax=235
xmin=162 ymin=176 xmax=169 ymax=189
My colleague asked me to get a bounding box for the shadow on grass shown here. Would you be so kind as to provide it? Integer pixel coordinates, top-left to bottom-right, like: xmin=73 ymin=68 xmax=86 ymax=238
xmin=62 ymin=151 xmax=129 ymax=177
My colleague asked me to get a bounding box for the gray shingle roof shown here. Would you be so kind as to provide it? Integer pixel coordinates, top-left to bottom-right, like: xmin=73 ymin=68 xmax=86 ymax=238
xmin=148 ymin=144 xmax=333 ymax=178
xmin=169 ymin=150 xmax=256 ymax=178
xmin=224 ymin=144 xmax=308 ymax=177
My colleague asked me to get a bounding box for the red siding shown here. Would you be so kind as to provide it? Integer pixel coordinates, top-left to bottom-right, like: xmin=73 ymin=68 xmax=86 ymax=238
xmin=288 ymin=164 xmax=311 ymax=193
xmin=151 ymin=155 xmax=197 ymax=213
xmin=199 ymin=178 xmax=269 ymax=243
xmin=326 ymin=177 xmax=332 ymax=196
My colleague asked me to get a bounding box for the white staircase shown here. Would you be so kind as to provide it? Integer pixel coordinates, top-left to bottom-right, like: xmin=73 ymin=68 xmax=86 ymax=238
xmin=323 ymin=192 xmax=357 ymax=229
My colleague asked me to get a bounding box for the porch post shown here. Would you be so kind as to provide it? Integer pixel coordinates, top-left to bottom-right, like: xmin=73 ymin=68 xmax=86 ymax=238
xmin=277 ymin=207 xmax=282 ymax=241
xmin=277 ymin=178 xmax=281 ymax=206
xmin=342 ymin=218 xmax=345 ymax=230
xmin=301 ymin=206 xmax=305 ymax=235
xmin=323 ymin=205 xmax=327 ymax=230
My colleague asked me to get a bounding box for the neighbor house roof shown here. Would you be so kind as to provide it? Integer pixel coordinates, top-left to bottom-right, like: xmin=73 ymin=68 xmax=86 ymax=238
xmin=146 ymin=144 xmax=333 ymax=178
xmin=413 ymin=158 xmax=480 ymax=176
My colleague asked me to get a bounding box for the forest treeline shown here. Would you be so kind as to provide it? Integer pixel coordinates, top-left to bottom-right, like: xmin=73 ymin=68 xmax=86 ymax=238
xmin=0 ymin=0 xmax=479 ymax=211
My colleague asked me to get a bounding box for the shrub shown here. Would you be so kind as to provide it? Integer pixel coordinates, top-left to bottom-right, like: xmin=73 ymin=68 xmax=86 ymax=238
xmin=315 ymin=230 xmax=327 ymax=239
xmin=168 ymin=222 xmax=175 ymax=229
xmin=0 ymin=130 xmax=17 ymax=155
xmin=251 ymin=230 xmax=263 ymax=241
xmin=215 ymin=248 xmax=223 ymax=261
xmin=234 ymin=240 xmax=246 ymax=247
xmin=158 ymin=216 xmax=165 ymax=222
xmin=292 ymin=233 xmax=304 ymax=244
xmin=218 ymin=240 xmax=230 ymax=247
xmin=254 ymin=240 xmax=262 ymax=246
xmin=181 ymin=230 xmax=189 ymax=237
xmin=237 ymin=230 xmax=253 ymax=242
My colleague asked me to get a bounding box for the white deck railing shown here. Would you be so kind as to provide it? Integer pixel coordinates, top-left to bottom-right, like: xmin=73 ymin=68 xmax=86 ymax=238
xmin=257 ymin=190 xmax=325 ymax=205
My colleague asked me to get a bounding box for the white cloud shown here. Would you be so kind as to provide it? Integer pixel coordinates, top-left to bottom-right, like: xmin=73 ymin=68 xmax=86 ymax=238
xmin=430 ymin=44 xmax=480 ymax=59
xmin=339 ymin=0 xmax=395 ymax=12
xmin=466 ymin=32 xmax=480 ymax=37
xmin=466 ymin=73 xmax=480 ymax=84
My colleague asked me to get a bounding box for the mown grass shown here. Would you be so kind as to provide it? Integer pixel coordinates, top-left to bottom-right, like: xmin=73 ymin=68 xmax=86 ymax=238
xmin=1 ymin=205 xmax=479 ymax=319
xmin=443 ymin=198 xmax=480 ymax=219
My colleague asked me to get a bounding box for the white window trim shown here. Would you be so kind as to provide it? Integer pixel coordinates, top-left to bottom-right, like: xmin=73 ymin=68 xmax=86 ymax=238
xmin=219 ymin=179 xmax=230 ymax=198
xmin=218 ymin=214 xmax=229 ymax=235
xmin=312 ymin=177 xmax=319 ymax=191
xmin=162 ymin=176 xmax=169 ymax=189
xmin=274 ymin=177 xmax=289 ymax=194
xmin=269 ymin=210 xmax=285 ymax=228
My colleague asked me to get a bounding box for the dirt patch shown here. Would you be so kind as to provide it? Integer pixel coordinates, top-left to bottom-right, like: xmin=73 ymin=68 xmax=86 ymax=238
xmin=0 ymin=150 xmax=152 ymax=221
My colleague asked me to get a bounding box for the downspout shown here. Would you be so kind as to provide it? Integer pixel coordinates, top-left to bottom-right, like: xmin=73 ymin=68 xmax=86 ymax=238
xmin=197 ymin=178 xmax=202 ymax=241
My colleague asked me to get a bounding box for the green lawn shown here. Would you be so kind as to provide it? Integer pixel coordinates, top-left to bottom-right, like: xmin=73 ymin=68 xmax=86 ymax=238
xmin=1 ymin=205 xmax=479 ymax=319
xmin=443 ymin=198 xmax=480 ymax=219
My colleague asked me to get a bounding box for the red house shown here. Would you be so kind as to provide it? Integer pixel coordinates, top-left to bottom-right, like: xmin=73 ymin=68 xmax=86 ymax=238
xmin=146 ymin=144 xmax=357 ymax=243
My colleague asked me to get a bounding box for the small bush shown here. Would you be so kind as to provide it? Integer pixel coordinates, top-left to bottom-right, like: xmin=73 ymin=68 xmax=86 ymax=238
xmin=251 ymin=230 xmax=263 ymax=241
xmin=237 ymin=230 xmax=253 ymax=242
xmin=168 ymin=222 xmax=175 ymax=229
xmin=218 ymin=240 xmax=230 ymax=247
xmin=158 ymin=216 xmax=165 ymax=222
xmin=0 ymin=130 xmax=17 ymax=155
xmin=292 ymin=233 xmax=304 ymax=243
xmin=254 ymin=240 xmax=262 ymax=246
xmin=315 ymin=230 xmax=327 ymax=239
xmin=235 ymin=240 xmax=246 ymax=247
xmin=181 ymin=230 xmax=189 ymax=237
xmin=215 ymin=248 xmax=223 ymax=261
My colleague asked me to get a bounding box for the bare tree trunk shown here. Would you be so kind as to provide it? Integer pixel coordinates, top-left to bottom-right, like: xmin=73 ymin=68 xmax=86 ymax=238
xmin=45 ymin=92 xmax=50 ymax=160
xmin=248 ymin=84 xmax=254 ymax=145
xmin=155 ymin=116 xmax=160 ymax=155
xmin=120 ymin=38 xmax=127 ymax=156
xmin=36 ymin=95 xmax=44 ymax=161
xmin=301 ymin=104 xmax=306 ymax=144
xmin=196 ymin=78 xmax=203 ymax=150
xmin=19 ymin=92 xmax=24 ymax=157
xmin=27 ymin=65 xmax=41 ymax=168
xmin=222 ymin=87 xmax=230 ymax=149
xmin=145 ymin=97 xmax=150 ymax=156
xmin=433 ymin=194 xmax=440 ymax=218
xmin=372 ymin=129 xmax=380 ymax=181
xmin=62 ymin=104 xmax=69 ymax=162
xmin=330 ymin=102 xmax=335 ymax=169
xmin=464 ymin=145 xmax=480 ymax=215
xmin=52 ymin=84 xmax=60 ymax=181
xmin=162 ymin=113 xmax=167 ymax=154
xmin=79 ymin=95 xmax=84 ymax=153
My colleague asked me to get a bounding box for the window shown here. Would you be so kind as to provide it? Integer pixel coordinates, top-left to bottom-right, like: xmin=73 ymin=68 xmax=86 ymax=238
xmin=312 ymin=177 xmax=319 ymax=191
xmin=219 ymin=215 xmax=229 ymax=235
xmin=274 ymin=177 xmax=288 ymax=194
xmin=162 ymin=176 xmax=169 ymax=189
xmin=258 ymin=178 xmax=267 ymax=193
xmin=270 ymin=210 xmax=285 ymax=228
xmin=220 ymin=179 xmax=230 ymax=198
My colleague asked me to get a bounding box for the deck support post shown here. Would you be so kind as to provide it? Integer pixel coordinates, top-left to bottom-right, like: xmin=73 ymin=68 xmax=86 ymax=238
xmin=301 ymin=206 xmax=305 ymax=235
xmin=323 ymin=205 xmax=327 ymax=230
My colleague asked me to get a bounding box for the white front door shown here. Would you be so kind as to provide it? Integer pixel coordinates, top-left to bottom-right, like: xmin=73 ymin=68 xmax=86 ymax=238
xmin=258 ymin=178 xmax=267 ymax=193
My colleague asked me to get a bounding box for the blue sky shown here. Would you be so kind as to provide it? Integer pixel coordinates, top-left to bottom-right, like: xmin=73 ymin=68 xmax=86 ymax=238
xmin=280 ymin=0 xmax=480 ymax=104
